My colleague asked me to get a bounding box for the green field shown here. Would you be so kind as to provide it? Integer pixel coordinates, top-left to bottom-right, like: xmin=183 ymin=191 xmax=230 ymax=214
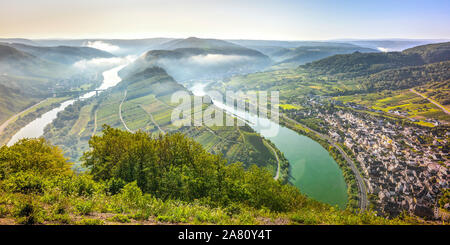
xmin=43 ymin=69 xmax=286 ymax=178
xmin=335 ymin=89 xmax=450 ymax=126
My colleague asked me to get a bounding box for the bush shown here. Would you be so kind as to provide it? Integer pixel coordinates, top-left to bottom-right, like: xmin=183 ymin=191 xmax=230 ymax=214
xmin=105 ymin=178 xmax=126 ymax=195
xmin=13 ymin=198 xmax=43 ymax=225
xmin=5 ymin=172 xmax=46 ymax=194
xmin=118 ymin=181 xmax=144 ymax=208
xmin=74 ymin=199 xmax=94 ymax=215
xmin=76 ymin=218 xmax=104 ymax=225
xmin=0 ymin=138 xmax=72 ymax=177
xmin=48 ymin=213 xmax=72 ymax=224
xmin=72 ymin=175 xmax=97 ymax=197
xmin=0 ymin=204 xmax=9 ymax=217
xmin=109 ymin=214 xmax=131 ymax=223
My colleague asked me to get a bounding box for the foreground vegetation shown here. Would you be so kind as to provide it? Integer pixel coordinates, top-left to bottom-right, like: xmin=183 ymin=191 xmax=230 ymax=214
xmin=0 ymin=126 xmax=424 ymax=225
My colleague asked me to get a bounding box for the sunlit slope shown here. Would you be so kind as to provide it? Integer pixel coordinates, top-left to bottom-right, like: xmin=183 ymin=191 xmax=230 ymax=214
xmin=43 ymin=67 xmax=286 ymax=177
xmin=209 ymin=42 xmax=450 ymax=125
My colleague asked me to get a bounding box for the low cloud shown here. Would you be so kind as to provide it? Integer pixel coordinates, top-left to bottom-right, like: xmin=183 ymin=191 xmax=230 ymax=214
xmin=84 ymin=41 xmax=120 ymax=53
xmin=73 ymin=55 xmax=137 ymax=69
xmin=188 ymin=54 xmax=251 ymax=65
xmin=377 ymin=47 xmax=390 ymax=52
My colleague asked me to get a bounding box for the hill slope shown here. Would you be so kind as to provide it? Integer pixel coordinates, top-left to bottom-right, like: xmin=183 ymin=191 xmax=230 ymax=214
xmin=120 ymin=37 xmax=272 ymax=81
xmin=301 ymin=42 xmax=450 ymax=78
xmin=0 ymin=132 xmax=417 ymax=225
xmin=0 ymin=42 xmax=115 ymax=65
xmin=275 ymin=45 xmax=378 ymax=66
xmin=43 ymin=66 xmax=287 ymax=179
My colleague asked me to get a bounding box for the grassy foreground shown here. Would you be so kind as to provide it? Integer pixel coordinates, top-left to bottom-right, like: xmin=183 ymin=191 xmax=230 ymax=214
xmin=0 ymin=126 xmax=421 ymax=225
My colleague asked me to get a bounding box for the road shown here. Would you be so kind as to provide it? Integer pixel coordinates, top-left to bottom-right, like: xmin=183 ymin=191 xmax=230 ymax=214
xmin=410 ymin=89 xmax=450 ymax=115
xmin=139 ymin=105 xmax=166 ymax=134
xmin=0 ymin=99 xmax=48 ymax=137
xmin=282 ymin=115 xmax=368 ymax=212
xmin=91 ymin=109 xmax=98 ymax=137
xmin=264 ymin=140 xmax=281 ymax=180
xmin=119 ymin=90 xmax=133 ymax=133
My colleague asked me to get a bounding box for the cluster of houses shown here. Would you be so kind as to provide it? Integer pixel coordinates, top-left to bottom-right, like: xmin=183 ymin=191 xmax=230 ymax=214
xmin=285 ymin=98 xmax=449 ymax=219
xmin=323 ymin=110 xmax=448 ymax=219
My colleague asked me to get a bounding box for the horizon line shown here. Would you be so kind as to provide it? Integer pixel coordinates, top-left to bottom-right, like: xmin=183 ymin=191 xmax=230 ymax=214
xmin=1 ymin=36 xmax=450 ymax=42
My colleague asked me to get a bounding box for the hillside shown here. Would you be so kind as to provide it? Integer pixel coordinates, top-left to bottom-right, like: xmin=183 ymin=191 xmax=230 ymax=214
xmin=403 ymin=42 xmax=450 ymax=63
xmin=0 ymin=44 xmax=103 ymax=128
xmin=120 ymin=37 xmax=272 ymax=81
xmin=0 ymin=42 xmax=115 ymax=65
xmin=301 ymin=42 xmax=450 ymax=78
xmin=0 ymin=44 xmax=70 ymax=78
xmin=275 ymin=45 xmax=378 ymax=66
xmin=0 ymin=45 xmax=68 ymax=123
xmin=0 ymin=129 xmax=417 ymax=225
xmin=158 ymin=37 xmax=265 ymax=56
xmin=43 ymin=66 xmax=287 ymax=179
xmin=210 ymin=42 xmax=450 ymax=125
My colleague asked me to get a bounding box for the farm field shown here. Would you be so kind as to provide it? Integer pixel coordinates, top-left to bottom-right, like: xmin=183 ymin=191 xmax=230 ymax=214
xmin=334 ymin=89 xmax=450 ymax=126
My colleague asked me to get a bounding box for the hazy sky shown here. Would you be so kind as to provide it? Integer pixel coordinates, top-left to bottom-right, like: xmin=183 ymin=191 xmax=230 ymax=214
xmin=1 ymin=0 xmax=449 ymax=40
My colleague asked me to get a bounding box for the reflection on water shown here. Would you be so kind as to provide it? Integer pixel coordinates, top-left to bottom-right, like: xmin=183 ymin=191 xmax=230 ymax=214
xmin=190 ymin=83 xmax=348 ymax=208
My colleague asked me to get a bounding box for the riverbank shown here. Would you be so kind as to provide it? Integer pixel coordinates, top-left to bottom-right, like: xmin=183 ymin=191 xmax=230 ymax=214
xmin=279 ymin=114 xmax=368 ymax=212
xmin=0 ymin=97 xmax=70 ymax=145
xmin=194 ymin=83 xmax=348 ymax=209
xmin=5 ymin=65 xmax=127 ymax=146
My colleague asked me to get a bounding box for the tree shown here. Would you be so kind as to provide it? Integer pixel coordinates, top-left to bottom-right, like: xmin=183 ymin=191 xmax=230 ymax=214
xmin=0 ymin=138 xmax=72 ymax=179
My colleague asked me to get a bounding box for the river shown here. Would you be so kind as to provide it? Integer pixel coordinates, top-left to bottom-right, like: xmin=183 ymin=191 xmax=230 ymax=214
xmin=190 ymin=83 xmax=348 ymax=209
xmin=6 ymin=67 xmax=348 ymax=209
xmin=7 ymin=65 xmax=127 ymax=146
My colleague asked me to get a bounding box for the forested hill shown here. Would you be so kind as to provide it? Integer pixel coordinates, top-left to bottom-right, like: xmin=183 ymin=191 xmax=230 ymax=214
xmin=402 ymin=42 xmax=450 ymax=63
xmin=0 ymin=127 xmax=417 ymax=225
xmin=301 ymin=42 xmax=450 ymax=78
xmin=0 ymin=42 xmax=115 ymax=65
xmin=361 ymin=61 xmax=450 ymax=91
xmin=0 ymin=44 xmax=67 ymax=78
xmin=118 ymin=37 xmax=271 ymax=81
xmin=157 ymin=37 xmax=268 ymax=57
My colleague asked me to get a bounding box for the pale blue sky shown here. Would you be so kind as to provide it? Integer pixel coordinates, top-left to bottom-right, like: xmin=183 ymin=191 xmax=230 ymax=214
xmin=1 ymin=0 xmax=449 ymax=40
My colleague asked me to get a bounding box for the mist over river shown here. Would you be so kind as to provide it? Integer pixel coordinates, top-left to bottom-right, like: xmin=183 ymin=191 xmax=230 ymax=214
xmin=7 ymin=64 xmax=127 ymax=146
xmin=7 ymin=68 xmax=348 ymax=209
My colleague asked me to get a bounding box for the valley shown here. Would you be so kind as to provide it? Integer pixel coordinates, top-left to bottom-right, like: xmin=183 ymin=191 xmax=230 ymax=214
xmin=0 ymin=37 xmax=448 ymax=223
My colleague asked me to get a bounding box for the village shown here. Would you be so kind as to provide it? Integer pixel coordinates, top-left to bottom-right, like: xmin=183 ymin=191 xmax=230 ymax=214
xmin=286 ymin=97 xmax=449 ymax=219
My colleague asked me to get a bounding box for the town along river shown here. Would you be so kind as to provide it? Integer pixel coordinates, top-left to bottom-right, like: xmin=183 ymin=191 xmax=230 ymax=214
xmin=190 ymin=83 xmax=348 ymax=209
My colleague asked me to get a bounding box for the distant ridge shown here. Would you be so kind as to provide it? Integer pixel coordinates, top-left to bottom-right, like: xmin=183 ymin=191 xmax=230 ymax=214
xmin=0 ymin=42 xmax=115 ymax=65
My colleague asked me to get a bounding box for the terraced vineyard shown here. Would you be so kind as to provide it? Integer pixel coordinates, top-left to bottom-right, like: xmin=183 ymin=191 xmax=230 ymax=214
xmin=43 ymin=67 xmax=288 ymax=180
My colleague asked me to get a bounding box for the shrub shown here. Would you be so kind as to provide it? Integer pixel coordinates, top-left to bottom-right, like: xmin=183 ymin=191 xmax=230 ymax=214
xmin=118 ymin=181 xmax=144 ymax=208
xmin=49 ymin=213 xmax=72 ymax=224
xmin=5 ymin=172 xmax=46 ymax=194
xmin=74 ymin=199 xmax=94 ymax=215
xmin=12 ymin=198 xmax=44 ymax=225
xmin=76 ymin=218 xmax=104 ymax=225
xmin=105 ymin=178 xmax=126 ymax=195
xmin=0 ymin=204 xmax=9 ymax=217
xmin=0 ymin=138 xmax=72 ymax=177
xmin=109 ymin=214 xmax=131 ymax=223
xmin=72 ymin=175 xmax=97 ymax=197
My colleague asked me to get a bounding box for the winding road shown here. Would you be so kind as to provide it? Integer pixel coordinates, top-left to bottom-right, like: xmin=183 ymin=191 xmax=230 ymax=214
xmin=264 ymin=140 xmax=281 ymax=180
xmin=139 ymin=105 xmax=166 ymax=134
xmin=282 ymin=115 xmax=368 ymax=212
xmin=119 ymin=90 xmax=133 ymax=133
xmin=410 ymin=89 xmax=450 ymax=115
